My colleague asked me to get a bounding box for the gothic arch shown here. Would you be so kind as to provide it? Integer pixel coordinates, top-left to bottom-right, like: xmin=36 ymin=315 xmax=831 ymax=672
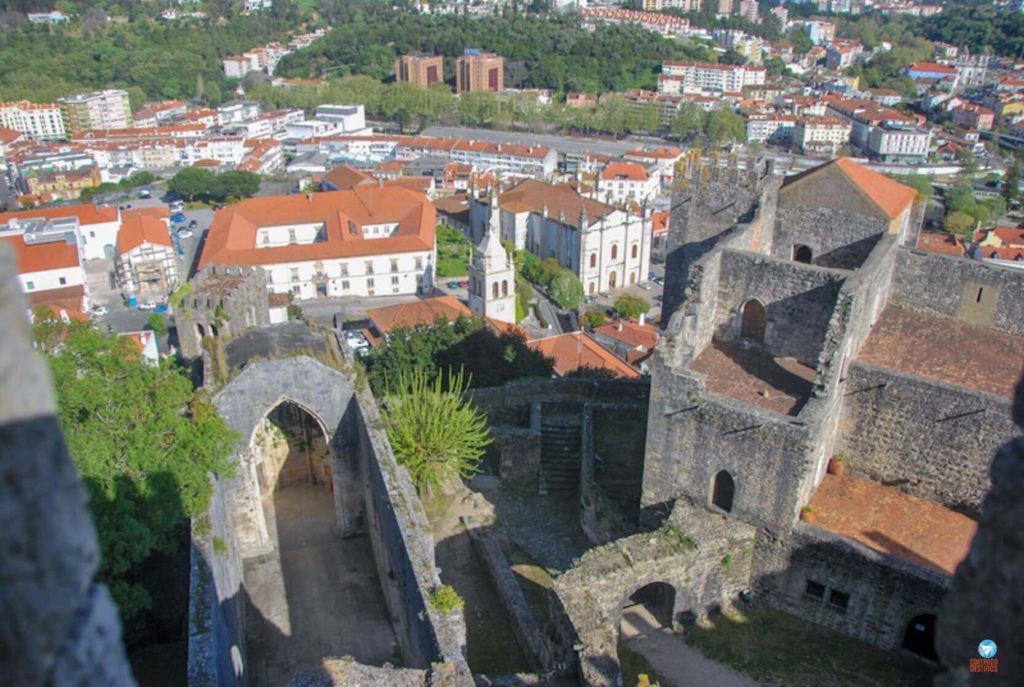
xmin=711 ymin=470 xmax=735 ymax=513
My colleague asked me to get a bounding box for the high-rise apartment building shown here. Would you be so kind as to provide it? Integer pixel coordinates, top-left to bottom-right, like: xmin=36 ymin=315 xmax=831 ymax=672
xmin=395 ymin=55 xmax=445 ymax=88
xmin=59 ymin=90 xmax=132 ymax=135
xmin=455 ymin=50 xmax=504 ymax=94
xmin=0 ymin=100 xmax=66 ymax=140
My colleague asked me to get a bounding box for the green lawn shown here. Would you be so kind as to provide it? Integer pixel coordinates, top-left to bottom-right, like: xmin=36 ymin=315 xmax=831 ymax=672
xmin=436 ymin=224 xmax=470 ymax=278
xmin=683 ymin=607 xmax=937 ymax=687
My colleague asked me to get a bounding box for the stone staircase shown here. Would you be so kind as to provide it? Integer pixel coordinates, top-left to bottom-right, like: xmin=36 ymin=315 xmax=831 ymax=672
xmin=539 ymin=419 xmax=582 ymax=495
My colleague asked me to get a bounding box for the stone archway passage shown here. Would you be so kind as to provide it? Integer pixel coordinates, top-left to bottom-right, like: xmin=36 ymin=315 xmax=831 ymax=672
xmin=712 ymin=470 xmax=735 ymax=513
xmin=625 ymin=582 xmax=676 ymax=630
xmin=740 ymin=300 xmax=766 ymax=343
xmin=793 ymin=244 xmax=813 ymax=264
xmin=902 ymin=614 xmax=938 ymax=661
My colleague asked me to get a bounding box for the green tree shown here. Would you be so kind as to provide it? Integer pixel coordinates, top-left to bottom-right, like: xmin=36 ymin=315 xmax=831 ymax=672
xmin=169 ymin=167 xmax=216 ymax=201
xmin=893 ymin=174 xmax=933 ymax=199
xmin=1002 ymin=158 xmax=1021 ymax=206
xmin=146 ymin=313 xmax=167 ymax=339
xmin=39 ymin=319 xmax=236 ymax=620
xmin=944 ymin=211 xmax=976 ymax=237
xmin=670 ymin=103 xmax=707 ymax=140
xmin=704 ymin=108 xmax=746 ymax=146
xmin=614 ymin=293 xmax=651 ymax=319
xmin=381 ymin=367 xmax=492 ymax=494
xmin=211 ymin=170 xmax=261 ymax=201
xmin=582 ymin=311 xmax=606 ymax=329
xmin=548 ymin=270 xmax=583 ymax=310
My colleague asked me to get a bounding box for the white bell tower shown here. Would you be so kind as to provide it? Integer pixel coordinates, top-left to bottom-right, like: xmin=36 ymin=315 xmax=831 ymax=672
xmin=468 ymin=195 xmax=516 ymax=325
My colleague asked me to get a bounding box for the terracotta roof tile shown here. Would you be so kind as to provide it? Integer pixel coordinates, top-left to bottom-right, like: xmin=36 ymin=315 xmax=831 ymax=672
xmin=782 ymin=158 xmax=917 ymax=220
xmin=0 ymin=203 xmax=118 ymax=227
xmin=368 ymin=295 xmax=471 ymax=334
xmin=1 ymin=233 xmax=80 ymax=273
xmin=118 ymin=210 xmax=173 ymax=255
xmin=916 ymin=232 xmax=965 ymax=258
xmin=497 ymin=179 xmax=614 ymax=229
xmin=27 ymin=284 xmax=87 ymax=321
xmin=526 ymin=332 xmax=640 ymax=379
xmin=593 ymin=319 xmax=658 ymax=350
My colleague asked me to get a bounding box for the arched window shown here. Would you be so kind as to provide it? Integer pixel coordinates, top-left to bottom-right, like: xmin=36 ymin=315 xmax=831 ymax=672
xmin=608 ymin=271 xmax=617 ymax=288
xmin=711 ymin=470 xmax=735 ymax=512
xmin=741 ymin=299 xmax=766 ymax=343
xmin=589 ymin=281 xmax=596 ymax=295
xmin=492 ymin=282 xmax=499 ymax=299
xmin=611 ymin=244 xmax=618 ymax=260
xmin=590 ymin=253 xmax=597 ymax=268
xmin=793 ymin=244 xmax=813 ymax=264
xmin=631 ymin=243 xmax=638 ymax=259
xmin=902 ymin=615 xmax=938 ymax=661
xmin=501 ymin=280 xmax=508 ymax=297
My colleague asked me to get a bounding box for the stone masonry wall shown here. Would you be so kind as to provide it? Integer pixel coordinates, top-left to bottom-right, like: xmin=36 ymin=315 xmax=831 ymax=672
xmin=753 ymin=523 xmax=946 ymax=652
xmin=772 ymin=204 xmax=887 ymax=270
xmin=890 ymin=248 xmax=1024 ymax=336
xmin=642 ymin=360 xmax=814 ymax=533
xmin=178 ymin=264 xmax=271 ymax=359
xmin=836 ymin=363 xmax=1014 ymax=516
xmin=715 ymin=250 xmax=847 ymax=364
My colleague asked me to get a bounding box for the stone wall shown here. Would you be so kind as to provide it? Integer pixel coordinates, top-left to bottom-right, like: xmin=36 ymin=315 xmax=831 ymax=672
xmin=491 ymin=425 xmax=541 ymax=491
xmin=555 ymin=499 xmax=756 ymax=687
xmin=753 ymin=523 xmax=947 ymax=652
xmin=836 ymin=363 xmax=1014 ymax=517
xmin=0 ymin=246 xmax=136 ymax=686
xmin=890 ymin=249 xmax=1024 ymax=336
xmin=714 ymin=250 xmax=847 ymax=363
xmin=642 ymin=361 xmax=814 ymax=533
xmin=772 ymin=203 xmax=887 ymax=270
xmin=178 ymin=264 xmax=271 ymax=359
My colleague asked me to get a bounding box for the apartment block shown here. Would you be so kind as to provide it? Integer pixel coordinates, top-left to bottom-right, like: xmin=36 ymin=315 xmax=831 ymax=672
xmin=395 ymin=55 xmax=445 ymax=88
xmin=0 ymin=100 xmax=66 ymax=140
xmin=456 ymin=50 xmax=504 ymax=94
xmin=660 ymin=61 xmax=766 ymax=95
xmin=793 ymin=116 xmax=852 ymax=155
xmin=59 ymin=90 xmax=132 ymax=135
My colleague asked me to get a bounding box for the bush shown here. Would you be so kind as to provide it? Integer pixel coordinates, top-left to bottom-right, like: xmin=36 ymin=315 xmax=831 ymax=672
xmin=614 ymin=294 xmax=651 ymax=319
xmin=548 ymin=270 xmax=583 ymax=310
xmin=944 ymin=210 xmax=976 ymax=237
xmin=146 ymin=313 xmax=168 ymax=338
xmin=429 ymin=585 xmax=465 ymax=614
xmin=582 ymin=311 xmax=606 ymax=329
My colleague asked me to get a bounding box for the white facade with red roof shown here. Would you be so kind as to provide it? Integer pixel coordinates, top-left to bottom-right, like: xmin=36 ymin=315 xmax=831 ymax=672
xmin=593 ymin=161 xmax=660 ymax=206
xmin=115 ymin=210 xmax=180 ymax=295
xmin=0 ymin=203 xmax=120 ymax=261
xmin=0 ymin=214 xmax=89 ymax=320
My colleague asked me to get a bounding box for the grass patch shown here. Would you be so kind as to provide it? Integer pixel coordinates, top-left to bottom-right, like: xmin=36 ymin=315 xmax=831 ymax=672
xmin=684 ymin=607 xmax=937 ymax=687
xmin=618 ymin=643 xmax=672 ymax=687
xmin=436 ymin=223 xmax=470 ymax=277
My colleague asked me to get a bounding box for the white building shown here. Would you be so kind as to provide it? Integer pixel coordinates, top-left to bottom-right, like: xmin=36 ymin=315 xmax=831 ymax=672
xmin=0 ymin=204 xmax=120 ymax=262
xmin=624 ymin=147 xmax=685 ymax=188
xmin=793 ymin=116 xmax=852 ymax=155
xmin=285 ymin=106 xmax=371 ymax=140
xmin=866 ymin=124 xmax=932 ymax=163
xmin=59 ymin=90 xmax=133 ymax=133
xmin=469 ymin=180 xmax=652 ymax=295
xmin=198 ymin=187 xmax=436 ymax=301
xmin=115 ymin=211 xmax=180 ymax=296
xmin=659 ymin=61 xmax=766 ymax=95
xmin=0 ymin=215 xmax=89 ymax=320
xmin=217 ymin=101 xmax=262 ymax=127
xmin=745 ymin=114 xmax=798 ymax=145
xmin=0 ymin=100 xmax=66 ymax=140
xmin=593 ymin=161 xmax=661 ymax=206
xmin=468 ymin=197 xmax=516 ymax=324
xmin=230 ymin=109 xmax=304 ymax=138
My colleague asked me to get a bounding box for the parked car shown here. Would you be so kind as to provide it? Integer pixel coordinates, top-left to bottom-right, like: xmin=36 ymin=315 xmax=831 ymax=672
xmin=188 ymin=219 xmax=198 ymax=228
xmin=639 ymin=281 xmax=653 ymax=290
xmin=138 ymin=300 xmax=158 ymax=310
xmin=171 ymin=212 xmax=186 ymax=223
xmin=344 ymin=331 xmax=369 ymax=351
xmin=457 ymin=279 xmax=469 ymax=288
xmin=153 ymin=303 xmax=169 ymax=314
xmin=446 ymin=280 xmax=460 ymax=289
xmin=138 ymin=189 xmax=151 ymax=199
xmin=652 ymin=276 xmax=665 ymax=286
xmin=176 ymin=228 xmax=193 ymax=238
xmin=89 ymin=305 xmax=108 ymax=316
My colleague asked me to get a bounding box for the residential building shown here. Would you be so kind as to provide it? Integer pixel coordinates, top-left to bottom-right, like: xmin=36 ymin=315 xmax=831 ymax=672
xmin=448 ymin=140 xmax=557 ymax=178
xmin=716 ymin=0 xmax=734 ymax=16
xmin=0 ymin=127 xmax=25 ymax=159
xmin=132 ymin=100 xmax=187 ymax=128
xmin=826 ymin=97 xmax=930 ymax=162
xmin=745 ymin=114 xmax=798 ymax=145
xmin=59 ymin=90 xmax=132 ymax=136
xmin=826 ymin=40 xmax=863 ymax=70
xmin=865 ymin=88 xmax=903 ymax=107
xmin=468 ymin=179 xmax=652 ymax=294
xmin=659 ymin=61 xmax=766 ymax=95
xmin=641 ymin=0 xmax=701 ymax=11
xmin=593 ymin=161 xmax=661 ymax=206
xmin=26 ymin=11 xmax=69 ymax=24
xmin=0 ymin=212 xmax=89 ymax=320
xmin=804 ymin=21 xmax=836 ymax=46
xmin=582 ymin=7 xmax=692 ymax=36
xmin=0 ymin=100 xmax=66 ymax=140
xmin=738 ymin=0 xmax=759 ymax=21
xmin=793 ymin=116 xmax=852 ymax=155
xmin=468 ymin=198 xmax=516 ymax=325
xmin=456 ymin=50 xmax=504 ymax=94
xmin=950 ymin=103 xmax=995 ymax=131
xmin=217 ymin=101 xmax=262 ymax=127
xmin=0 ymin=203 xmax=119 ymax=261
xmin=592 ymin=316 xmax=658 ymax=372
xmin=197 ymin=187 xmax=436 ymax=300
xmin=395 ymin=55 xmax=445 ymax=88
xmin=526 ymin=332 xmax=640 ymax=379
xmin=120 ymin=330 xmax=160 ymax=366
xmin=624 ymin=147 xmax=685 ymax=188
xmin=907 ymin=62 xmax=959 ymax=86
xmin=25 ymin=167 xmax=102 ymax=201
xmin=972 ymin=226 xmax=1024 ymax=269
xmin=115 ymin=210 xmax=180 ymax=296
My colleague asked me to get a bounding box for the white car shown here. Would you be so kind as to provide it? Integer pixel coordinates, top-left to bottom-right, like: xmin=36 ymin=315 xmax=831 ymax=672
xmin=344 ymin=331 xmax=369 ymax=350
xmin=138 ymin=300 xmax=158 ymax=310
xmin=176 ymin=228 xmax=193 ymax=238
xmin=89 ymin=305 xmax=108 ymax=316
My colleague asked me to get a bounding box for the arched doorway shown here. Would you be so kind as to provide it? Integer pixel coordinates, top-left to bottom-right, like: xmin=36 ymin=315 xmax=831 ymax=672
xmin=711 ymin=470 xmax=735 ymax=512
xmin=793 ymin=244 xmax=813 ymax=264
xmin=902 ymin=614 xmax=938 ymax=661
xmin=252 ymin=401 xmax=331 ymax=494
xmin=609 ymin=271 xmax=617 ymax=289
xmin=740 ymin=299 xmax=766 ymax=343
xmin=620 ymin=581 xmax=676 ymax=644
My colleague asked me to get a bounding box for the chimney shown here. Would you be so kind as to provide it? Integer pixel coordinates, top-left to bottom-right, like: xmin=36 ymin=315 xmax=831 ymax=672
xmin=639 ymin=313 xmax=645 ymax=326
xmin=617 ymin=321 xmax=623 ymax=332
xmin=307 ymin=193 xmax=313 ymax=203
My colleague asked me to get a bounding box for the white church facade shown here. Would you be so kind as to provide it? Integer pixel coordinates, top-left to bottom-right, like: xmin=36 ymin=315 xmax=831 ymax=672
xmin=468 ymin=200 xmax=516 ymax=324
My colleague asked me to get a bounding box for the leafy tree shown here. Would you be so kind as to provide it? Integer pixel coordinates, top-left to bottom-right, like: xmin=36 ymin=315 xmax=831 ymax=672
xmin=169 ymin=167 xmax=216 ymax=202
xmin=381 ymin=367 xmax=491 ymax=494
xmin=704 ymin=108 xmax=746 ymax=146
xmin=670 ymin=103 xmax=706 ymax=140
xmin=211 ymin=170 xmax=260 ymax=201
xmin=146 ymin=313 xmax=167 ymax=339
xmin=582 ymin=311 xmax=606 ymax=329
xmin=614 ymin=294 xmax=651 ymax=319
xmin=38 ymin=319 xmax=236 ymax=621
xmin=548 ymin=270 xmax=583 ymax=310
xmin=944 ymin=211 xmax=976 ymax=237
xmin=1003 ymin=158 xmax=1021 ymax=206
xmin=893 ymin=174 xmax=933 ymax=199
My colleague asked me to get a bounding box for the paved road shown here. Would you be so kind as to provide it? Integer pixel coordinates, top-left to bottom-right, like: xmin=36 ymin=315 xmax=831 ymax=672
xmin=422 ymin=125 xmax=647 ymax=158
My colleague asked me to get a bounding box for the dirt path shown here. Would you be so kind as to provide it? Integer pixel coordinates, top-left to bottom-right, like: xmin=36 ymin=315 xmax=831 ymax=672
xmin=621 ymin=605 xmax=760 ymax=687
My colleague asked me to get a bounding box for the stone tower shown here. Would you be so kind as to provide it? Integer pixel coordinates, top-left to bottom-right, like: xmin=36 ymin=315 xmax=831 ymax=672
xmin=468 ymin=195 xmax=516 ymax=324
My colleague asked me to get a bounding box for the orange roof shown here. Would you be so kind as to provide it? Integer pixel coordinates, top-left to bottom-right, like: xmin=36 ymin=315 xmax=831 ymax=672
xmin=909 ymin=61 xmax=958 ymax=75
xmin=0 ymin=203 xmax=117 ymax=227
xmin=807 ymin=473 xmax=976 ymax=576
xmin=497 ymin=179 xmax=614 ymax=229
xmin=368 ymin=295 xmax=472 ymax=334
xmin=916 ymin=232 xmax=965 ymax=258
xmin=626 ymin=147 xmax=682 ymax=160
xmin=0 ymin=127 xmax=23 ymax=144
xmin=119 ymin=330 xmax=155 ymax=353
xmin=526 ymin=332 xmax=640 ymax=379
xmin=600 ymin=162 xmax=649 ymax=182
xmin=1 ymin=233 xmax=80 ymax=274
xmin=651 ymin=210 xmax=669 ymax=236
xmin=323 ymin=164 xmax=373 ymax=190
xmin=198 ymin=187 xmax=435 ymax=270
xmin=27 ymin=284 xmax=87 ymax=321
xmin=593 ymin=319 xmax=658 ymax=350
xmin=118 ymin=210 xmax=173 ymax=255
xmin=783 ymin=158 xmax=917 ymax=220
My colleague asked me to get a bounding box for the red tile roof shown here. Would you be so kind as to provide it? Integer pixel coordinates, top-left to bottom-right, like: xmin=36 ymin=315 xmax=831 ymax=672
xmin=118 ymin=210 xmax=173 ymax=255
xmin=198 ymin=187 xmax=435 ymax=270
xmin=783 ymin=158 xmax=917 ymax=220
xmin=916 ymin=232 xmax=965 ymax=258
xmin=593 ymin=318 xmax=658 ymax=350
xmin=368 ymin=295 xmax=472 ymax=334
xmin=27 ymin=284 xmax=87 ymax=321
xmin=600 ymin=162 xmax=649 ymax=182
xmin=1 ymin=233 xmax=80 ymax=273
xmin=909 ymin=61 xmax=958 ymax=75
xmin=0 ymin=203 xmax=117 ymax=227
xmin=527 ymin=332 xmax=640 ymax=379
xmin=807 ymin=473 xmax=976 ymax=576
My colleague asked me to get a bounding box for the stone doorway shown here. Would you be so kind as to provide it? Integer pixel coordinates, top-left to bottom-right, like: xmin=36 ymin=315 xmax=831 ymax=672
xmin=902 ymin=614 xmax=938 ymax=662
xmin=243 ymin=401 xmax=398 ymax=686
xmin=740 ymin=299 xmax=766 ymax=343
xmin=623 ymin=582 xmax=676 ymax=632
